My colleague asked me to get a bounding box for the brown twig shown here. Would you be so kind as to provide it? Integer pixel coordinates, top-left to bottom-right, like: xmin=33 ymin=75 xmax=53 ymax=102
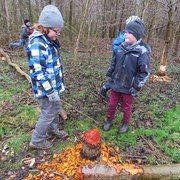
xmin=140 ymin=136 xmax=164 ymax=161
xmin=61 ymin=99 xmax=100 ymax=126
xmin=91 ymin=91 xmax=108 ymax=104
xmin=51 ymin=171 xmax=67 ymax=179
xmin=92 ymin=91 xmax=122 ymax=111
xmin=119 ymin=154 xmax=147 ymax=159
xmin=140 ymin=135 xmax=155 ymax=151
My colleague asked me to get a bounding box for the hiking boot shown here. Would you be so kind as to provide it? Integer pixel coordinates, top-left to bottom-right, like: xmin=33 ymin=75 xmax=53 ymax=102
xmin=29 ymin=140 xmax=53 ymax=149
xmin=99 ymin=88 xmax=109 ymax=101
xmin=118 ymin=123 xmax=129 ymax=134
xmin=59 ymin=116 xmax=64 ymax=130
xmin=47 ymin=130 xmax=68 ymax=139
xmin=103 ymin=120 xmax=112 ymax=131
xmin=59 ymin=121 xmax=64 ymax=130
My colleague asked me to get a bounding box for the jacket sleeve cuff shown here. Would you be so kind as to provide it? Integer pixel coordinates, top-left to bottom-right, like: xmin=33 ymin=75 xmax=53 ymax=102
xmin=106 ymin=71 xmax=111 ymax=77
xmin=133 ymin=85 xmax=141 ymax=91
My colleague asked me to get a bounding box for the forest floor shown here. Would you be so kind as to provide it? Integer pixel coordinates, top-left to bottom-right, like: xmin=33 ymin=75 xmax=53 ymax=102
xmin=0 ymin=38 xmax=179 ymax=179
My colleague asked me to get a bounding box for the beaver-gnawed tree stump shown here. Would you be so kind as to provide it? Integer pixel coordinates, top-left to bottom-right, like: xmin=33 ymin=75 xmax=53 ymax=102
xmin=80 ymin=128 xmax=101 ymax=160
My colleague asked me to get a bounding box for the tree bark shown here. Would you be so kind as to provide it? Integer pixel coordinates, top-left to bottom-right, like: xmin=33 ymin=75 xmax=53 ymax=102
xmin=158 ymin=0 xmax=178 ymax=76
xmin=141 ymin=164 xmax=180 ymax=179
xmin=80 ymin=163 xmax=180 ymax=179
xmin=69 ymin=0 xmax=73 ymax=42
xmin=172 ymin=23 xmax=180 ymax=56
xmin=27 ymin=0 xmax=33 ymax=24
xmin=80 ymin=128 xmax=101 ymax=160
xmin=81 ymin=141 xmax=101 ymax=160
xmin=73 ymin=0 xmax=90 ymax=66
xmin=5 ymin=0 xmax=12 ymax=43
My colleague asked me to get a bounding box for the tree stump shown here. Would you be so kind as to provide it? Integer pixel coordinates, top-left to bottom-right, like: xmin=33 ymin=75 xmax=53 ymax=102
xmin=80 ymin=128 xmax=101 ymax=160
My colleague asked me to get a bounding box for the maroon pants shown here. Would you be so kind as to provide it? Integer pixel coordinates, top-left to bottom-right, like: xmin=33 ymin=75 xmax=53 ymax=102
xmin=107 ymin=89 xmax=133 ymax=123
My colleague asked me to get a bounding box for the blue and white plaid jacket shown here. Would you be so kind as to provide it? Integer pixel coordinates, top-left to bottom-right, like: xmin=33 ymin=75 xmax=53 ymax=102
xmin=27 ymin=30 xmax=65 ymax=99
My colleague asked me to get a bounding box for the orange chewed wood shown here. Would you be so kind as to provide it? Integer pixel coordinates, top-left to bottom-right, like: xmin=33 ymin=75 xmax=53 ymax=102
xmin=81 ymin=128 xmax=101 ymax=146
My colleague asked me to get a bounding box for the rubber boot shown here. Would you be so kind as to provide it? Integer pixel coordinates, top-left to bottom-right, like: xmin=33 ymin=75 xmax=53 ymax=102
xmin=103 ymin=120 xmax=112 ymax=131
xmin=118 ymin=123 xmax=129 ymax=134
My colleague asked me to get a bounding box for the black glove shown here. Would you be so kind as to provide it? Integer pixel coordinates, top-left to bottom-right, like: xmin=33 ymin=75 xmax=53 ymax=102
xmin=106 ymin=76 xmax=112 ymax=83
xmin=129 ymin=87 xmax=138 ymax=97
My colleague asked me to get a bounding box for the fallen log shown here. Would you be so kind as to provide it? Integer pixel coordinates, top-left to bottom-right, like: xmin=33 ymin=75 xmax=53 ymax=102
xmin=141 ymin=164 xmax=180 ymax=179
xmin=79 ymin=163 xmax=180 ymax=179
xmin=0 ymin=48 xmax=31 ymax=83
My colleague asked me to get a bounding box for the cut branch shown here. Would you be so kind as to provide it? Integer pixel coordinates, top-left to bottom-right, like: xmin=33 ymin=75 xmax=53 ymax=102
xmin=0 ymin=48 xmax=31 ymax=83
xmin=61 ymin=99 xmax=100 ymax=125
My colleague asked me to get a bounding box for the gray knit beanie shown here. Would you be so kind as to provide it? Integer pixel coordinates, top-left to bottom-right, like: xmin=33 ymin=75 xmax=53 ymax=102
xmin=39 ymin=5 xmax=64 ymax=28
xmin=125 ymin=19 xmax=145 ymax=40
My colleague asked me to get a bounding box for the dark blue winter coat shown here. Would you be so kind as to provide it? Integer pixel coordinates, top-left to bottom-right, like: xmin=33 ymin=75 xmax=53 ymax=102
xmin=106 ymin=40 xmax=150 ymax=94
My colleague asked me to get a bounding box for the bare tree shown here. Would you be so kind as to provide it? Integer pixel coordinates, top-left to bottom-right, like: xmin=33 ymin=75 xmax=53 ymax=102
xmin=158 ymin=0 xmax=178 ymax=76
xmin=27 ymin=0 xmax=33 ymax=24
xmin=172 ymin=23 xmax=180 ymax=56
xmin=74 ymin=0 xmax=90 ymax=65
xmin=0 ymin=0 xmax=178 ymax=61
xmin=5 ymin=1 xmax=11 ymax=42
xmin=69 ymin=0 xmax=73 ymax=42
xmin=118 ymin=0 xmax=125 ymax=34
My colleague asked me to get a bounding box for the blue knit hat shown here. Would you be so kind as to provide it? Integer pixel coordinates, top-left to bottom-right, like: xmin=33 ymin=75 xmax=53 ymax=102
xmin=125 ymin=19 xmax=145 ymax=40
xmin=39 ymin=5 xmax=64 ymax=28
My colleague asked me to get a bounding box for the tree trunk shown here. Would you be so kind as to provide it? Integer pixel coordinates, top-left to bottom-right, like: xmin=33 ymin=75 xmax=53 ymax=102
xmin=172 ymin=23 xmax=180 ymax=56
xmin=81 ymin=141 xmax=101 ymax=160
xmin=101 ymin=0 xmax=106 ymax=38
xmin=118 ymin=0 xmax=125 ymax=34
xmin=80 ymin=128 xmax=101 ymax=160
xmin=74 ymin=0 xmax=90 ymax=66
xmin=158 ymin=0 xmax=178 ymax=76
xmin=69 ymin=0 xmax=73 ymax=42
xmin=27 ymin=0 xmax=33 ymax=24
xmin=5 ymin=0 xmax=11 ymax=42
xmin=158 ymin=46 xmax=169 ymax=76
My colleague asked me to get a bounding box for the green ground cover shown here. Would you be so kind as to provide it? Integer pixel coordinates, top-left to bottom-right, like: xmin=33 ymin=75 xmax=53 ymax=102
xmin=0 ymin=51 xmax=179 ymax=178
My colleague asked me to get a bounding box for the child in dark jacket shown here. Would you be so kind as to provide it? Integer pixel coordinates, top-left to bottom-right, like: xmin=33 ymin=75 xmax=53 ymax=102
xmin=9 ymin=19 xmax=31 ymax=49
xmin=99 ymin=16 xmax=151 ymax=100
xmin=103 ymin=19 xmax=150 ymax=134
